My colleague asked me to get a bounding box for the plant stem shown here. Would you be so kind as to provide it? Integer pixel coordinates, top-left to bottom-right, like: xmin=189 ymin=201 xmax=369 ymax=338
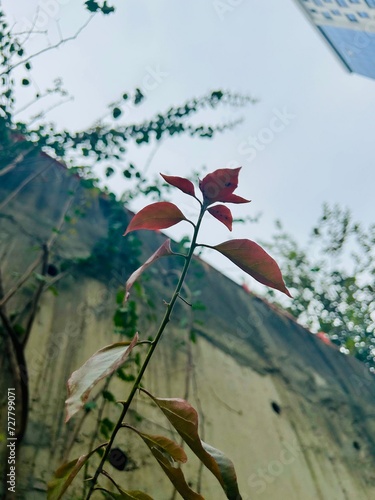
xmin=85 ymin=205 xmax=206 ymax=499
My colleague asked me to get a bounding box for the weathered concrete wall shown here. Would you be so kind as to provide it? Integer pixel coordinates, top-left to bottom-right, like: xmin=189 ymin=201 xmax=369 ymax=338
xmin=1 ymin=153 xmax=375 ymax=499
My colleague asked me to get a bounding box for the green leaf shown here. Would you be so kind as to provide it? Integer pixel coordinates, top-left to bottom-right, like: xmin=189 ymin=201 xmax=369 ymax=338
xmin=126 ymin=426 xmax=202 ymax=500
xmin=85 ymin=0 xmax=99 ymax=12
xmin=34 ymin=273 xmax=47 ymax=282
xmin=101 ymin=1 xmax=115 ymax=14
xmin=84 ymin=401 xmax=97 ymax=412
xmin=102 ymin=390 xmax=116 ymax=402
xmin=112 ymin=107 xmax=122 ymax=119
xmin=47 ymin=445 xmax=105 ymax=499
xmin=65 ymin=334 xmax=138 ymax=421
xmin=142 ymin=390 xmax=242 ymax=500
xmin=134 ymin=88 xmax=144 ymax=105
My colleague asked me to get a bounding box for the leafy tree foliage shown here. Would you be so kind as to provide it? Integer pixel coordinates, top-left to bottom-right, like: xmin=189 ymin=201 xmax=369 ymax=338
xmin=0 ymin=7 xmax=255 ymax=202
xmin=263 ymin=204 xmax=375 ymax=371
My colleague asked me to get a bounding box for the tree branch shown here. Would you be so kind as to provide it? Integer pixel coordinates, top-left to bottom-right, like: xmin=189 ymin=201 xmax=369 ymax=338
xmin=0 ymin=148 xmax=34 ymax=177
xmin=0 ymin=16 xmax=95 ymax=77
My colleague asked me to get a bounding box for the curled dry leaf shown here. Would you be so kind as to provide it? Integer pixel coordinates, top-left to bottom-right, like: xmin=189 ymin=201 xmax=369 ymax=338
xmin=213 ymin=239 xmax=292 ymax=297
xmin=65 ymin=333 xmax=139 ymax=422
xmin=142 ymin=390 xmax=242 ymax=500
xmin=125 ymin=239 xmax=173 ymax=302
xmin=207 ymin=204 xmax=233 ymax=231
xmin=199 ymin=167 xmax=250 ymax=205
xmin=160 ymin=173 xmax=196 ymax=197
xmin=124 ymin=202 xmax=187 ymax=235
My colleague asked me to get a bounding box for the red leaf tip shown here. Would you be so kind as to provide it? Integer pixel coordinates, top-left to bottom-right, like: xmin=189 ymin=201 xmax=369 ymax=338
xmin=160 ymin=173 xmax=196 ymax=197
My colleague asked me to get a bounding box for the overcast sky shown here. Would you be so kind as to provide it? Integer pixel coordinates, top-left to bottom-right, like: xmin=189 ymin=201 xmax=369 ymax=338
xmin=2 ymin=0 xmax=375 ymax=289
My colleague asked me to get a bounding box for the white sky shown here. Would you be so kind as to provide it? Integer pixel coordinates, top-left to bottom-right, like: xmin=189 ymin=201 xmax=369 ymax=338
xmin=2 ymin=0 xmax=375 ymax=290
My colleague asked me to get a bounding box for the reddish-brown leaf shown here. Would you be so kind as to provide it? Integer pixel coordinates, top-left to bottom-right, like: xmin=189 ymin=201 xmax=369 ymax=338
xmin=160 ymin=174 xmax=196 ymax=197
xmin=142 ymin=390 xmax=242 ymax=500
xmin=213 ymin=239 xmax=292 ymax=297
xmin=127 ymin=426 xmax=202 ymax=500
xmin=199 ymin=167 xmax=250 ymax=205
xmin=125 ymin=240 xmax=173 ymax=302
xmin=207 ymin=205 xmax=233 ymax=231
xmin=65 ymin=334 xmax=139 ymax=422
xmin=124 ymin=202 xmax=187 ymax=235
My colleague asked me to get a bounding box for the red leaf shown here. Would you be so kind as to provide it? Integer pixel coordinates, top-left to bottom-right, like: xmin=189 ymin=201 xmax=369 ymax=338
xmin=124 ymin=202 xmax=187 ymax=235
xmin=207 ymin=205 xmax=233 ymax=231
xmin=142 ymin=391 xmax=242 ymax=500
xmin=125 ymin=240 xmax=173 ymax=302
xmin=160 ymin=174 xmax=196 ymax=197
xmin=213 ymin=239 xmax=292 ymax=297
xmin=199 ymin=167 xmax=250 ymax=205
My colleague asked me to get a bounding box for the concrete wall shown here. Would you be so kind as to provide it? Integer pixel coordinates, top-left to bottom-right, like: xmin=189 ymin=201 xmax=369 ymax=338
xmin=1 ymin=152 xmax=375 ymax=499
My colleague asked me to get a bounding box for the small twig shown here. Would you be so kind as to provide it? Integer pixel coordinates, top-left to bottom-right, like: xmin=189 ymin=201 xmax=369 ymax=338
xmin=0 ymin=163 xmax=51 ymax=211
xmin=28 ymin=96 xmax=74 ymax=125
xmin=0 ymin=16 xmax=95 ymax=77
xmin=22 ymin=244 xmax=49 ymax=347
xmin=83 ymin=377 xmax=111 ymax=497
xmin=177 ymin=294 xmax=192 ymax=307
xmin=101 ymin=469 xmax=122 ymax=491
xmin=0 ymin=269 xmax=29 ymax=443
xmin=0 ymin=186 xmax=77 ymax=307
xmin=0 ymin=148 xmax=34 ymax=177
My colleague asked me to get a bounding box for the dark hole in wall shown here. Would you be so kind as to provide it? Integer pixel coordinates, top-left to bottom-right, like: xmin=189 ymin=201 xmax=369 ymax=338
xmin=353 ymin=441 xmax=361 ymax=451
xmin=47 ymin=263 xmax=59 ymax=276
xmin=271 ymin=401 xmax=281 ymax=415
xmin=109 ymin=448 xmax=128 ymax=471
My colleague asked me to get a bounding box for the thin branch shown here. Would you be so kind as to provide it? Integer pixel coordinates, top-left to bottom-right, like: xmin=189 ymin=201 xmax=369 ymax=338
xmin=0 ymin=148 xmax=34 ymax=177
xmin=0 ymin=163 xmax=51 ymax=211
xmin=0 ymin=269 xmax=29 ymax=443
xmin=22 ymin=244 xmax=49 ymax=347
xmin=18 ymin=6 xmax=40 ymax=46
xmin=177 ymin=294 xmax=192 ymax=307
xmin=143 ymin=140 xmax=163 ymax=175
xmin=0 ymin=16 xmax=95 ymax=77
xmin=14 ymin=90 xmax=58 ymax=116
xmin=0 ymin=186 xmax=77 ymax=307
xmin=28 ymin=96 xmax=74 ymax=125
xmin=83 ymin=377 xmax=111 ymax=497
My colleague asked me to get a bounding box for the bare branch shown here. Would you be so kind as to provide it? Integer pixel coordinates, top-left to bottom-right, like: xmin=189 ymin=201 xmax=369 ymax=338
xmin=0 ymin=163 xmax=51 ymax=211
xmin=0 ymin=268 xmax=29 ymax=443
xmin=0 ymin=15 xmax=95 ymax=77
xmin=0 ymin=148 xmax=34 ymax=177
xmin=28 ymin=96 xmax=74 ymax=125
xmin=22 ymin=244 xmax=49 ymax=347
xmin=0 ymin=186 xmax=78 ymax=307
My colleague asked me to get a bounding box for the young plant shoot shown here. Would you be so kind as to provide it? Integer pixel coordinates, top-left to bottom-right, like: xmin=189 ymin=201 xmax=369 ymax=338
xmin=49 ymin=167 xmax=290 ymax=500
